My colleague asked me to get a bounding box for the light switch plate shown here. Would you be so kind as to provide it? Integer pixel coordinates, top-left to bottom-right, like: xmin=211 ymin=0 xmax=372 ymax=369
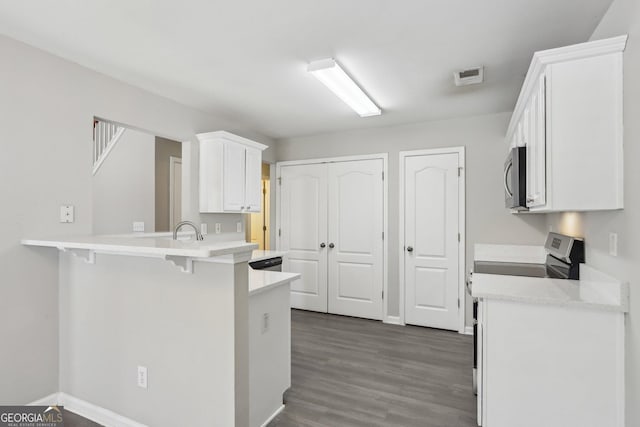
xmin=133 ymin=222 xmax=145 ymax=232
xmin=215 ymin=223 xmax=221 ymax=234
xmin=201 ymin=223 xmax=208 ymax=235
xmin=236 ymin=222 xmax=242 ymax=233
xmin=60 ymin=205 xmax=74 ymax=223
xmin=137 ymin=366 xmax=147 ymax=389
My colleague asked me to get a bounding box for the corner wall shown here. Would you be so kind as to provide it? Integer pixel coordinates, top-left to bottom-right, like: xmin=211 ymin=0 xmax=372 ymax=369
xmin=0 ymin=34 xmax=273 ymax=404
xmin=547 ymin=0 xmax=640 ymax=424
xmin=276 ymin=113 xmax=549 ymax=324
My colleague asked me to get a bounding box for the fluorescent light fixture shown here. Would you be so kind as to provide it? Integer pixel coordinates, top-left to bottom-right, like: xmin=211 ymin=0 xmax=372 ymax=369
xmin=307 ymin=58 xmax=381 ymax=117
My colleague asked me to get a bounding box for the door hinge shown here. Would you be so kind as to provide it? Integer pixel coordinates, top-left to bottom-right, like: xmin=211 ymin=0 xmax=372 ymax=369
xmin=382 ymin=231 xmax=384 ymax=240
xmin=382 ymin=171 xmax=384 ymax=180
xmin=457 ymin=298 xmax=460 ymax=308
xmin=458 ymin=167 xmax=463 ymax=177
xmin=382 ymin=290 xmax=384 ymax=299
xmin=458 ymin=233 xmax=461 ymax=242
xmin=278 ymin=177 xmax=282 ymax=185
xmin=278 ymin=228 xmax=281 ymax=237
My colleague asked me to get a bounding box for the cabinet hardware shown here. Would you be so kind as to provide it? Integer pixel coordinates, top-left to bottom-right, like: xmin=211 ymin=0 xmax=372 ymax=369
xmin=320 ymin=243 xmax=326 ymax=248
xmin=407 ymin=246 xmax=413 ymax=252
xmin=328 ymin=243 xmax=335 ymax=249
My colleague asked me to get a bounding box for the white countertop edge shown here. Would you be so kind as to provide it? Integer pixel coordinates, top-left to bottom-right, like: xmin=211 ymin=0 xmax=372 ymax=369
xmin=21 ymin=236 xmax=258 ymax=260
xmin=249 ymin=270 xmax=300 ymax=296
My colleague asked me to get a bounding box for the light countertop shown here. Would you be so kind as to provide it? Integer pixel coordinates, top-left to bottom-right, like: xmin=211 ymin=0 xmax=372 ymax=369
xmin=249 ymin=269 xmax=300 ymax=296
xmin=21 ymin=235 xmax=257 ymax=258
xmin=251 ymin=250 xmax=286 ymax=262
xmin=472 ymin=264 xmax=628 ymax=312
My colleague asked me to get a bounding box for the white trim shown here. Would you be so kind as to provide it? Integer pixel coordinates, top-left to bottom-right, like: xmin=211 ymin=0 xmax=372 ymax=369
xmin=169 ymin=155 xmax=182 ymax=228
xmin=462 ymin=326 xmax=473 ymax=336
xmin=260 ymin=404 xmax=285 ymax=427
xmin=28 ymin=393 xmax=59 ymax=406
xmin=196 ymin=131 xmax=268 ymax=151
xmin=383 ymin=315 xmax=404 ymax=326
xmin=506 ymin=35 xmax=628 ymax=139
xmin=59 ymin=393 xmax=148 ymax=427
xmin=398 ymin=147 xmax=466 ymax=333
xmin=276 ymin=153 xmax=389 ymax=322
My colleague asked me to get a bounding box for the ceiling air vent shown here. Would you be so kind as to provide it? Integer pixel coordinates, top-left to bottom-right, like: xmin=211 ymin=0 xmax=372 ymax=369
xmin=454 ymin=66 xmax=484 ymax=86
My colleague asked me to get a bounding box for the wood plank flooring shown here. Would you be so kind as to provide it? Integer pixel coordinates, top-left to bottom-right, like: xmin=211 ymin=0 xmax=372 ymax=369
xmin=269 ymin=310 xmax=476 ymax=427
xmin=64 ymin=309 xmax=476 ymax=427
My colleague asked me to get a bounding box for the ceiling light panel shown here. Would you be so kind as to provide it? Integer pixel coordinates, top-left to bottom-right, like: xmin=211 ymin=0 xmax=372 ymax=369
xmin=308 ymin=59 xmax=381 ymax=117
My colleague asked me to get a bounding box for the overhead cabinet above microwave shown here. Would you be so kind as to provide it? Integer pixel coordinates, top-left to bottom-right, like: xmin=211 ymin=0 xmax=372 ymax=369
xmin=198 ymin=131 xmax=268 ymax=213
xmin=506 ymin=35 xmax=627 ymax=212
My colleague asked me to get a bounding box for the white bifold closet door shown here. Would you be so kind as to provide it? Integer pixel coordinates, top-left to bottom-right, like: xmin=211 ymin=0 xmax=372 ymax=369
xmin=327 ymin=159 xmax=384 ymax=320
xmin=279 ymin=163 xmax=328 ymax=312
xmin=279 ymin=159 xmax=384 ymax=320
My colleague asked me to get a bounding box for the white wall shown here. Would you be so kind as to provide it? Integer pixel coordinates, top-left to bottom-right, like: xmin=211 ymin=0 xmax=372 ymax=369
xmin=276 ymin=113 xmax=549 ymax=324
xmin=92 ymin=128 xmax=155 ymax=234
xmin=0 ymin=34 xmax=273 ymax=405
xmin=547 ymin=1 xmax=640 ymax=425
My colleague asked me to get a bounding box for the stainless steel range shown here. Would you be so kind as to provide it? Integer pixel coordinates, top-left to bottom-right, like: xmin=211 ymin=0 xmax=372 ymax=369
xmin=468 ymin=232 xmax=585 ymax=396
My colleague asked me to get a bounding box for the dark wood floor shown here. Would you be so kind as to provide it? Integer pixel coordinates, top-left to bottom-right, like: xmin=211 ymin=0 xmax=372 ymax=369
xmin=64 ymin=309 xmax=476 ymax=427
xmin=269 ymin=310 xmax=476 ymax=427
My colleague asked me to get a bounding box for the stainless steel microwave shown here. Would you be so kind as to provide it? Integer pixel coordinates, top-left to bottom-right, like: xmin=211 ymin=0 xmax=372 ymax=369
xmin=504 ymin=146 xmax=527 ymax=210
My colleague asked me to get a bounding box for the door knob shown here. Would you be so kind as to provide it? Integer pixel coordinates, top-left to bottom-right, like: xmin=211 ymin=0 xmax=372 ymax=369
xmin=329 ymin=243 xmax=335 ymax=249
xmin=407 ymin=246 xmax=414 ymax=252
xmin=320 ymin=243 xmax=326 ymax=248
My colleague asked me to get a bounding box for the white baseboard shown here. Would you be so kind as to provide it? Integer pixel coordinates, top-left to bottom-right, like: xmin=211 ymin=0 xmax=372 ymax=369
xmin=260 ymin=404 xmax=285 ymax=427
xmin=59 ymin=393 xmax=147 ymax=427
xmin=29 ymin=392 xmax=146 ymax=427
xmin=28 ymin=392 xmax=59 ymax=406
xmin=461 ymin=326 xmax=473 ymax=335
xmin=383 ymin=315 xmax=404 ymax=326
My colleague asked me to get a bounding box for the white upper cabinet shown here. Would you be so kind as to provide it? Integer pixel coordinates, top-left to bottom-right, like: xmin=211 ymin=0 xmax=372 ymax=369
xmin=198 ymin=131 xmax=268 ymax=213
xmin=506 ymin=35 xmax=627 ymax=212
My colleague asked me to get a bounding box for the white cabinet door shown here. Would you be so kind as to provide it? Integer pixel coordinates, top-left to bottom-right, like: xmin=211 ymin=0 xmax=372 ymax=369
xmin=279 ymin=164 xmax=328 ymax=312
xmin=327 ymin=160 xmax=384 ymax=320
xmin=526 ymin=76 xmax=547 ymax=208
xmin=223 ymin=141 xmax=246 ymax=211
xmin=244 ymin=147 xmax=262 ymax=212
xmin=404 ymin=152 xmax=460 ymax=330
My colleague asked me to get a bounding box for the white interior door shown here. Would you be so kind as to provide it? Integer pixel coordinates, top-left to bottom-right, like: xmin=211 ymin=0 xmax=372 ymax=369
xmin=404 ymin=152 xmax=460 ymax=330
xmin=279 ymin=164 xmax=328 ymax=312
xmin=327 ymin=160 xmax=384 ymax=320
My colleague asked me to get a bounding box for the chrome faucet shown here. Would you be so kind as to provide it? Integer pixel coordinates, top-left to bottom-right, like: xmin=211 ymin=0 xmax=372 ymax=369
xmin=173 ymin=221 xmax=204 ymax=241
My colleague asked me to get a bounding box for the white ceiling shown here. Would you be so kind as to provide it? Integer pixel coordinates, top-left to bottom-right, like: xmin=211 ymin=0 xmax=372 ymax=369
xmin=0 ymin=0 xmax=612 ymax=139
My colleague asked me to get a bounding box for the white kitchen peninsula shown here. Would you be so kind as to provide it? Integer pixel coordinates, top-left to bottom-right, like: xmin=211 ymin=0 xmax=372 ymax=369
xmin=22 ymin=235 xmax=298 ymax=427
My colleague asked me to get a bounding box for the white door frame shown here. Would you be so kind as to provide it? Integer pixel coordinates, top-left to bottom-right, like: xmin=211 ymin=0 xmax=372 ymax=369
xmin=276 ymin=153 xmax=390 ymax=322
xmin=169 ymin=156 xmax=182 ymax=229
xmin=399 ymin=147 xmax=466 ymax=334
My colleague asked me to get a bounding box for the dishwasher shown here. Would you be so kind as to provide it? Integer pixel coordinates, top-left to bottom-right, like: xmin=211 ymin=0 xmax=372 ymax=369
xmin=249 ymin=256 xmax=282 ymax=272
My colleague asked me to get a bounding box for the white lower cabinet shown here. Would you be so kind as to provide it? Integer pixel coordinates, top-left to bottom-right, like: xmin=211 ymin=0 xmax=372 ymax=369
xmin=277 ymin=157 xmax=385 ymax=320
xmin=478 ymin=298 xmax=624 ymax=427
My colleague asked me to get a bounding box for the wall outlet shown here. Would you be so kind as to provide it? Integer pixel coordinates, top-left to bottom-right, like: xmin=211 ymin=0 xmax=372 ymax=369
xmin=137 ymin=366 xmax=148 ymax=389
xmin=215 ymin=223 xmax=222 ymax=234
xmin=261 ymin=313 xmax=270 ymax=334
xmin=133 ymin=222 xmax=145 ymax=232
xmin=609 ymin=232 xmax=618 ymax=257
xmin=201 ymin=223 xmax=208 ymax=235
xmin=60 ymin=205 xmax=74 ymax=223
xmin=237 ymin=222 xmax=242 ymax=233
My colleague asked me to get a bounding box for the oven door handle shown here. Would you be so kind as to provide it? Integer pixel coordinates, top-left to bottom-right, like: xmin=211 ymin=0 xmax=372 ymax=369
xmin=504 ymin=161 xmax=513 ymax=198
